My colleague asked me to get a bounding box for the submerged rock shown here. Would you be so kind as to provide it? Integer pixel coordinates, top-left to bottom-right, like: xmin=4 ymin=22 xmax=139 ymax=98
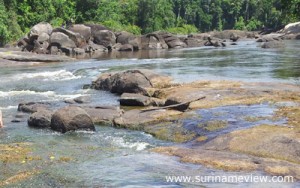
xmin=18 ymin=102 xmax=51 ymax=113
xmin=113 ymin=109 xmax=182 ymax=129
xmin=28 ymin=109 xmax=53 ymax=128
xmin=82 ymin=106 xmax=123 ymax=125
xmin=50 ymin=106 xmax=95 ymax=133
xmin=92 ymin=69 xmax=172 ymax=95
xmin=261 ymin=41 xmax=284 ymax=48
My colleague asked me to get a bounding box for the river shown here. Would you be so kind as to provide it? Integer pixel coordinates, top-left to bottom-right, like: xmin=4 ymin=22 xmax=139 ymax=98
xmin=0 ymin=40 xmax=299 ymax=187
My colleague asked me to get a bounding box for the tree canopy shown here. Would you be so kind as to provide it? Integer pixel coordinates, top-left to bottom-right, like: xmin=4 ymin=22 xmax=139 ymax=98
xmin=0 ymin=0 xmax=299 ymax=45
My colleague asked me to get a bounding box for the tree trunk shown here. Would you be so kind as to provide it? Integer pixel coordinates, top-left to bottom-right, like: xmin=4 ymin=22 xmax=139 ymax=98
xmin=141 ymin=96 xmax=206 ymax=112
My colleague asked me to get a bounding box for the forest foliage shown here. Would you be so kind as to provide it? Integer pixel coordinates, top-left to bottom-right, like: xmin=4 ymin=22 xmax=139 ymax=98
xmin=0 ymin=0 xmax=299 ymax=45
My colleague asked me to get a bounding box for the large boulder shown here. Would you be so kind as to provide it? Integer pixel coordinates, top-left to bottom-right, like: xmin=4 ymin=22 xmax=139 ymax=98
xmin=280 ymin=22 xmax=300 ymax=34
xmin=205 ymin=37 xmax=226 ymax=47
xmin=261 ymin=41 xmax=284 ymax=49
xmin=116 ymin=31 xmax=135 ymax=44
xmin=28 ymin=109 xmax=53 ymax=128
xmin=256 ymin=34 xmax=283 ymax=42
xmin=155 ymin=31 xmax=187 ymax=48
xmin=92 ymin=69 xmax=173 ymax=95
xmin=84 ymin=24 xmax=108 ymax=35
xmin=29 ymin=22 xmax=53 ymax=37
xmin=50 ymin=32 xmax=76 ymax=48
xmin=93 ymin=30 xmax=116 ymax=48
xmin=85 ymin=41 xmax=107 ymax=53
xmin=68 ymin=24 xmax=92 ymax=41
xmin=230 ymin=33 xmax=239 ymax=42
xmin=141 ymin=32 xmax=168 ymax=49
xmin=115 ymin=31 xmax=141 ymax=50
xmin=37 ymin=33 xmax=50 ymax=43
xmin=50 ymin=106 xmax=95 ymax=133
xmin=184 ymin=35 xmax=207 ymax=47
xmin=119 ymin=44 xmax=133 ymax=51
xmin=52 ymin=28 xmax=86 ymax=47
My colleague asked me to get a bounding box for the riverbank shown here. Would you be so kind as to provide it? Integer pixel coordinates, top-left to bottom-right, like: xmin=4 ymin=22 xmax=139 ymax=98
xmin=3 ymin=21 xmax=299 ymax=63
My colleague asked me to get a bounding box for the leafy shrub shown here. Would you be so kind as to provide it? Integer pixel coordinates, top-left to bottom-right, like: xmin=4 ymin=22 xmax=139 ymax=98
xmin=166 ymin=24 xmax=198 ymax=34
xmin=246 ymin=19 xmax=262 ymax=31
xmin=234 ymin=16 xmax=246 ymax=30
xmin=100 ymin=20 xmax=141 ymax=35
xmin=123 ymin=24 xmax=141 ymax=35
xmin=50 ymin=17 xmax=65 ymax=28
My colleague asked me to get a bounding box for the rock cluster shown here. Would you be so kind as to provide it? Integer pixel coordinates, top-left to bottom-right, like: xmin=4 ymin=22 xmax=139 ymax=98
xmin=16 ymin=22 xmax=261 ymax=58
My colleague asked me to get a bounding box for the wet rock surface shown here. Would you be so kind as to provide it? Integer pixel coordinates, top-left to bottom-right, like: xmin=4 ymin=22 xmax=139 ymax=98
xmin=119 ymin=93 xmax=153 ymax=106
xmin=261 ymin=40 xmax=284 ymax=48
xmin=18 ymin=102 xmax=51 ymax=113
xmin=153 ymin=124 xmax=300 ymax=179
xmin=92 ymin=69 xmax=172 ymax=95
xmin=82 ymin=106 xmax=123 ymax=125
xmin=113 ymin=109 xmax=183 ymax=129
xmin=28 ymin=109 xmax=53 ymax=128
xmin=0 ymin=51 xmax=73 ymax=62
xmin=50 ymin=106 xmax=95 ymax=133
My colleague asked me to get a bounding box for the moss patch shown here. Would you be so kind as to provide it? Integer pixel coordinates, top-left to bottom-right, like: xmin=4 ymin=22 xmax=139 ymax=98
xmin=0 ymin=143 xmax=39 ymax=163
xmin=196 ymin=136 xmax=208 ymax=142
xmin=144 ymin=122 xmax=196 ymax=143
xmin=198 ymin=120 xmax=228 ymax=131
xmin=276 ymin=106 xmax=300 ymax=130
xmin=243 ymin=116 xmax=267 ymax=122
xmin=0 ymin=170 xmax=39 ymax=187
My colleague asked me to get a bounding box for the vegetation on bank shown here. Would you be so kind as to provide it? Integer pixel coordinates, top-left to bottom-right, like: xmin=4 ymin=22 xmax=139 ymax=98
xmin=0 ymin=0 xmax=299 ymax=46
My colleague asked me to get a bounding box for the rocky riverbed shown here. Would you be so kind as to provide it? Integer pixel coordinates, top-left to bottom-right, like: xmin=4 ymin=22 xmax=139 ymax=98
xmin=3 ymin=68 xmax=300 ymax=184
xmin=0 ymin=24 xmax=300 ymax=186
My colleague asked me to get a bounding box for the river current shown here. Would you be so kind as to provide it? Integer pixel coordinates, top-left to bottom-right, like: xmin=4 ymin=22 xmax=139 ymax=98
xmin=0 ymin=40 xmax=299 ymax=187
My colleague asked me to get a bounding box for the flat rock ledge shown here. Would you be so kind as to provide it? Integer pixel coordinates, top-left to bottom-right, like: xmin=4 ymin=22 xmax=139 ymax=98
xmin=0 ymin=51 xmax=73 ymax=62
xmin=153 ymin=125 xmax=300 ymax=180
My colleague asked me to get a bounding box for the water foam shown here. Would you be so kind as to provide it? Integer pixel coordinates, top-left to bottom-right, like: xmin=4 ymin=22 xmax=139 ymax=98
xmin=14 ymin=70 xmax=81 ymax=81
xmin=0 ymin=90 xmax=86 ymax=101
xmin=0 ymin=90 xmax=56 ymax=97
xmin=0 ymin=105 xmax=17 ymax=110
xmin=106 ymin=136 xmax=150 ymax=151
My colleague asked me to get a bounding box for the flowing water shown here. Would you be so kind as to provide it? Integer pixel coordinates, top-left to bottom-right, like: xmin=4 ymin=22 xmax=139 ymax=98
xmin=0 ymin=40 xmax=300 ymax=187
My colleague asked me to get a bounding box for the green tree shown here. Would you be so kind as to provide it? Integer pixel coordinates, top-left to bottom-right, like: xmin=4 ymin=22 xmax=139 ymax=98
xmin=0 ymin=0 xmax=9 ymax=46
xmin=281 ymin=0 xmax=300 ymax=23
xmin=138 ymin=0 xmax=176 ymax=33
